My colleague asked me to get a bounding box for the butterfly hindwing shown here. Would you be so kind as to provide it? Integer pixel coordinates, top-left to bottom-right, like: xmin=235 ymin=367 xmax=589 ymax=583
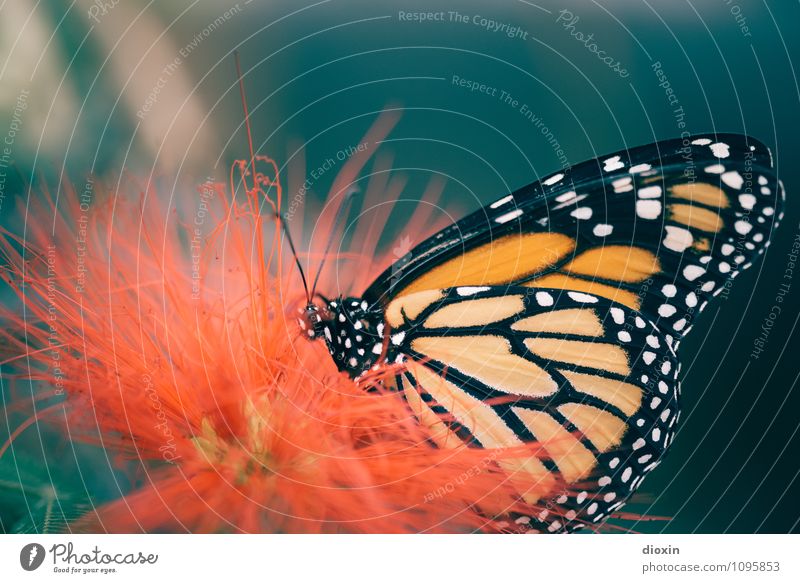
xmin=389 ymin=286 xmax=678 ymax=532
xmin=366 ymin=134 xmax=783 ymax=347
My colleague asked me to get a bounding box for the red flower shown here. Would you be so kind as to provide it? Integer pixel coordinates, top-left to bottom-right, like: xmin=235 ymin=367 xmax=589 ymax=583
xmin=1 ymin=112 xmax=594 ymax=533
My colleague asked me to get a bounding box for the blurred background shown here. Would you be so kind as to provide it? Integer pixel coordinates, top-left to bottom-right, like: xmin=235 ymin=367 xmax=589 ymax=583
xmin=1 ymin=0 xmax=799 ymax=533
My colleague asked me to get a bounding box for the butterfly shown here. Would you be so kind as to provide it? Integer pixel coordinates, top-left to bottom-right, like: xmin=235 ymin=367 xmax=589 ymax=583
xmin=297 ymin=134 xmax=784 ymax=533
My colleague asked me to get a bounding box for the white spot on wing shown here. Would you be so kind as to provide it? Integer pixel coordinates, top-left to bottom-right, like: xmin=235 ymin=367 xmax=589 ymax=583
xmin=738 ymin=194 xmax=756 ymax=210
xmin=593 ymin=223 xmax=613 ymax=237
xmin=710 ymin=142 xmax=730 ymax=158
xmin=535 ymin=291 xmax=554 ymax=306
xmin=621 ymin=467 xmax=633 ymax=482
xmin=722 ymin=171 xmax=744 ymax=189
xmin=663 ymin=225 xmax=693 ymax=252
xmin=495 ymin=209 xmax=523 ymax=224
xmin=637 ymin=185 xmax=662 ymax=199
xmin=629 ymin=163 xmax=652 ymax=174
xmin=543 ymin=173 xmax=565 ymax=186
xmin=683 ymin=265 xmax=706 ymax=281
xmin=603 ymin=155 xmax=624 ymax=172
xmin=636 ymin=200 xmax=662 ymax=219
xmin=612 ymin=177 xmax=633 ymax=193
xmin=552 ymin=193 xmax=588 ymax=211
xmin=490 ymin=195 xmax=514 ymax=209
xmin=570 ymin=207 xmax=593 ymax=220
xmin=568 ymin=291 xmax=598 ymax=303
xmin=457 ymin=286 xmax=490 ymax=296
xmin=658 ymin=304 xmax=677 ymax=317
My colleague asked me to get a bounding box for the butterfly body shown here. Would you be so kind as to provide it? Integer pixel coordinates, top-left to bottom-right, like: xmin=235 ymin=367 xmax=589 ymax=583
xmin=299 ymin=133 xmax=784 ymax=532
xmin=300 ymin=298 xmax=386 ymax=377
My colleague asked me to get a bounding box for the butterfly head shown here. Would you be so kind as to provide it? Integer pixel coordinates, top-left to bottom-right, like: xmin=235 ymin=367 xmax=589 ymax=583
xmin=298 ymin=297 xmax=385 ymax=377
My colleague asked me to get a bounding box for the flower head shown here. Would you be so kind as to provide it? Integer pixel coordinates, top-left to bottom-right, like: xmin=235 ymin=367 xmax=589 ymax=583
xmin=0 ymin=112 xmax=563 ymax=533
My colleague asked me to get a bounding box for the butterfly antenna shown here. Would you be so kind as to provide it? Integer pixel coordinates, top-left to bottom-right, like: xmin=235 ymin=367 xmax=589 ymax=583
xmin=309 ymin=189 xmax=357 ymax=300
xmin=278 ymin=214 xmax=311 ymax=303
xmin=235 ymin=52 xmax=308 ymax=301
xmin=234 ymin=50 xmax=257 ymax=192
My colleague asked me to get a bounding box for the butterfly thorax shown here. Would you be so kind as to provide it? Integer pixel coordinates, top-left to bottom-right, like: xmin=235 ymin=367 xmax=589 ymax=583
xmin=299 ymin=297 xmax=386 ymax=377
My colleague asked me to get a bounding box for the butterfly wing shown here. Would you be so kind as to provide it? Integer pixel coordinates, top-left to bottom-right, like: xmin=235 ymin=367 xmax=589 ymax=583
xmin=388 ymin=286 xmax=678 ymax=533
xmin=365 ymin=134 xmax=783 ymax=346
xmin=349 ymin=134 xmax=783 ymax=531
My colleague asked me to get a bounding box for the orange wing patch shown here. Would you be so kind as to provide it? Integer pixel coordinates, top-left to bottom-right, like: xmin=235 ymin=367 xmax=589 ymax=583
xmin=563 ymin=246 xmax=660 ymax=283
xmin=524 ymin=338 xmax=631 ymax=376
xmin=513 ymin=407 xmax=597 ymax=482
xmin=407 ymin=361 xmax=521 ymax=448
xmin=557 ymin=402 xmax=627 ymax=452
xmin=411 ymin=335 xmax=558 ymax=397
xmin=558 ymin=369 xmax=642 ymax=417
xmin=668 ymin=203 xmax=724 ymax=233
xmin=406 ymin=362 xmax=556 ymax=503
xmin=396 ymin=232 xmax=575 ymax=297
xmin=400 ymin=374 xmax=462 ymax=448
xmin=386 ymin=289 xmax=443 ymax=328
xmin=671 ymin=182 xmax=729 ymax=208
xmin=424 ymin=295 xmax=524 ymax=329
xmin=511 ymin=308 xmax=604 ymax=337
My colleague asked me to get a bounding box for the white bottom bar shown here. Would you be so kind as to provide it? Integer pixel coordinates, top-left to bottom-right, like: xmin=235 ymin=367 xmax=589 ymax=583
xmin=1 ymin=534 xmax=797 ymax=581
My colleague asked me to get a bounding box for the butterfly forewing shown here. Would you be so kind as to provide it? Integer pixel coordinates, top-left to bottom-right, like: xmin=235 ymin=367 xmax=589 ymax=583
xmin=365 ymin=134 xmax=783 ymax=348
xmin=389 ymin=286 xmax=678 ymax=532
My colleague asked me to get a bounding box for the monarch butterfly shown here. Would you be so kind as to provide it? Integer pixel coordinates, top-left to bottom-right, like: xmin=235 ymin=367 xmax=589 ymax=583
xmin=298 ymin=133 xmax=783 ymax=533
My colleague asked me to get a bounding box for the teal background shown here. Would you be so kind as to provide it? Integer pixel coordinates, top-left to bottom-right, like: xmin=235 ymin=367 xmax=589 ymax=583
xmin=1 ymin=0 xmax=799 ymax=533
